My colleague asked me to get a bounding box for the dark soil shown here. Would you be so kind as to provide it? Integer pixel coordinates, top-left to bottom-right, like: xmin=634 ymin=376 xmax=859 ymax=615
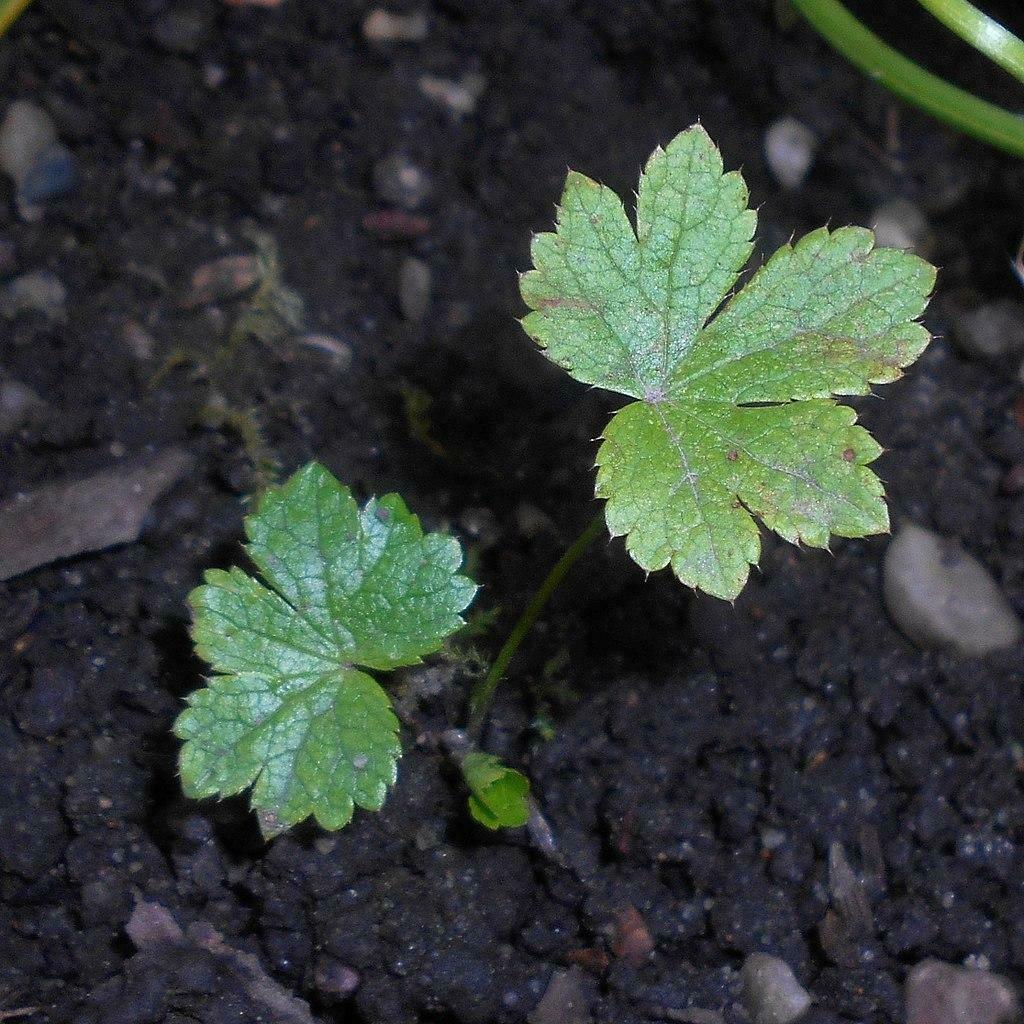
xmin=2 ymin=2 xmax=1024 ymax=1022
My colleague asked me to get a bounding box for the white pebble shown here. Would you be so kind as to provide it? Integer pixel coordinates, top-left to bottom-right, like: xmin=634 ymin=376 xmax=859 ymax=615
xmin=741 ymin=953 xmax=811 ymax=1024
xmin=764 ymin=117 xmax=817 ymax=190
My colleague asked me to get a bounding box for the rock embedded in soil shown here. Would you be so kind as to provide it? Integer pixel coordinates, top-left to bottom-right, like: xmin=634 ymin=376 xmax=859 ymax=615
xmin=419 ymin=73 xmax=487 ymax=116
xmin=373 ymin=153 xmax=432 ymax=210
xmin=398 ymin=255 xmax=432 ymax=321
xmin=0 ymin=447 xmax=193 ymax=580
xmin=313 ymin=957 xmax=360 ymax=1001
xmin=0 ymin=102 xmax=56 ymax=186
xmin=764 ymin=117 xmax=817 ymax=190
xmin=362 ymin=7 xmax=429 ymax=43
xmin=180 ymin=254 xmax=259 ymax=308
xmin=953 ymin=299 xmax=1024 ymax=361
xmin=905 ymin=959 xmax=1018 ymax=1024
xmin=741 ymin=953 xmax=812 ymax=1024
xmin=0 ymin=100 xmax=76 ymax=206
xmin=529 ymin=967 xmax=589 ymax=1024
xmin=883 ymin=522 xmax=1023 ymax=655
xmin=870 ymin=198 xmax=929 ymax=253
xmin=0 ymin=378 xmax=46 ymax=436
xmin=1 ymin=269 xmax=67 ymax=321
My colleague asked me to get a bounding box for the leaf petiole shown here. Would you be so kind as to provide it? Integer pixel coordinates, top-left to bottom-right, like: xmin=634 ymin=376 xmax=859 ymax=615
xmin=467 ymin=510 xmax=604 ymax=737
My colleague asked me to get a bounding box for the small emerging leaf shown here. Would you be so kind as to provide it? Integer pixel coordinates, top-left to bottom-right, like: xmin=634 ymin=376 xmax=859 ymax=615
xmin=176 ymin=462 xmax=477 ymax=832
xmin=521 ymin=125 xmax=935 ymax=599
xmin=462 ymin=752 xmax=530 ymax=830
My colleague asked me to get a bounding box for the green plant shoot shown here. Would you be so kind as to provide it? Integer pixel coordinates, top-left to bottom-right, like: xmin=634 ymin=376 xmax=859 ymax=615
xmin=520 ymin=125 xmax=935 ymax=601
xmin=176 ymin=462 xmax=476 ymax=833
xmin=462 ymin=752 xmax=531 ymax=830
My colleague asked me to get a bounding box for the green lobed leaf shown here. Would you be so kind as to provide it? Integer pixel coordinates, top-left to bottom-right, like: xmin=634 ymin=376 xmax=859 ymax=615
xmin=176 ymin=462 xmax=477 ymax=831
xmin=462 ymin=752 xmax=531 ymax=830
xmin=521 ymin=125 xmax=935 ymax=599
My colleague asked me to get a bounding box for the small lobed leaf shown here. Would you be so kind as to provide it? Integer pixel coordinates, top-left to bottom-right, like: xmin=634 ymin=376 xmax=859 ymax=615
xmin=461 ymin=752 xmax=531 ymax=830
xmin=176 ymin=462 xmax=477 ymax=832
xmin=521 ymin=125 xmax=935 ymax=599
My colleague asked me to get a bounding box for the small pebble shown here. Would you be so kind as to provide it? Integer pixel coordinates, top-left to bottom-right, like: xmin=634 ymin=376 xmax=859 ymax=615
xmin=0 ymin=378 xmax=45 ymax=437
xmin=764 ymin=117 xmax=817 ymax=190
xmin=362 ymin=8 xmax=428 ymax=43
xmin=953 ymin=299 xmax=1024 ymax=361
xmin=295 ymin=333 xmax=353 ymax=370
xmin=18 ymin=141 xmax=76 ymax=204
xmin=121 ymin=319 xmax=158 ymax=361
xmin=458 ymin=506 xmax=500 ymax=550
xmin=0 ymin=270 xmax=67 ymax=321
xmin=418 ymin=73 xmax=486 ymax=117
xmin=398 ymin=256 xmax=431 ymax=322
xmin=740 ymin=953 xmax=812 ymax=1024
xmin=906 ymin=959 xmax=1018 ymax=1024
xmin=373 ymin=154 xmax=431 ymax=211
xmin=313 ymin=956 xmax=360 ymax=1000
xmin=529 ymin=967 xmax=588 ymax=1024
xmin=883 ymin=522 xmax=1022 ymax=655
xmin=515 ymin=502 xmax=555 ymax=539
xmin=871 ymin=198 xmax=929 ymax=252
xmin=0 ymin=101 xmax=57 ymax=190
xmin=180 ymin=254 xmax=259 ymax=308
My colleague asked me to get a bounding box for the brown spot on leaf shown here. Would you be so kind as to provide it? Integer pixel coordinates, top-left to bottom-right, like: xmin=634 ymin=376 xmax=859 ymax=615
xmin=727 ymin=450 xmax=739 ymax=462
xmin=842 ymin=447 xmax=856 ymax=462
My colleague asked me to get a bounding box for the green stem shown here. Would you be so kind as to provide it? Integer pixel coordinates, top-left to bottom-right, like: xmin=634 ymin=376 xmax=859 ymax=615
xmin=467 ymin=511 xmax=605 ymax=737
xmin=915 ymin=0 xmax=1024 ymax=87
xmin=791 ymin=0 xmax=1024 ymax=157
xmin=0 ymin=0 xmax=33 ymax=37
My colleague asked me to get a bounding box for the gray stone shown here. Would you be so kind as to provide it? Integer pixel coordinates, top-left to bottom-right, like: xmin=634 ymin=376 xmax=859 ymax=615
xmin=740 ymin=953 xmax=812 ymax=1024
xmin=0 ymin=448 xmax=193 ymax=581
xmin=399 ymin=255 xmax=432 ymax=322
xmin=312 ymin=957 xmax=360 ymax=1000
xmin=764 ymin=117 xmax=816 ymax=190
xmin=0 ymin=101 xmax=57 ymax=190
xmin=0 ymin=378 xmax=45 ymax=436
xmin=373 ymin=154 xmax=431 ymax=210
xmin=529 ymin=967 xmax=589 ymax=1024
xmin=362 ymin=8 xmax=428 ymax=43
xmin=871 ymin=198 xmax=929 ymax=253
xmin=906 ymin=959 xmax=1018 ymax=1024
xmin=19 ymin=141 xmax=76 ymax=204
xmin=954 ymin=299 xmax=1024 ymax=361
xmin=1 ymin=270 xmax=67 ymax=321
xmin=883 ymin=522 xmax=1022 ymax=655
xmin=295 ymin=333 xmax=353 ymax=370
xmin=419 ymin=73 xmax=486 ymax=117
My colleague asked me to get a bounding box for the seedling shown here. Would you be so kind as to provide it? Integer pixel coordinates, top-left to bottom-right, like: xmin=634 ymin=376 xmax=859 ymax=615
xmin=175 ymin=463 xmax=476 ymax=835
xmin=470 ymin=124 xmax=934 ymax=731
xmin=178 ymin=126 xmax=934 ymax=835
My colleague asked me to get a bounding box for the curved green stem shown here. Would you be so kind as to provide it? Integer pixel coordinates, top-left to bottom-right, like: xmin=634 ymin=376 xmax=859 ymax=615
xmin=467 ymin=511 xmax=605 ymax=737
xmin=0 ymin=0 xmax=33 ymax=37
xmin=915 ymin=0 xmax=1024 ymax=87
xmin=791 ymin=0 xmax=1024 ymax=157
